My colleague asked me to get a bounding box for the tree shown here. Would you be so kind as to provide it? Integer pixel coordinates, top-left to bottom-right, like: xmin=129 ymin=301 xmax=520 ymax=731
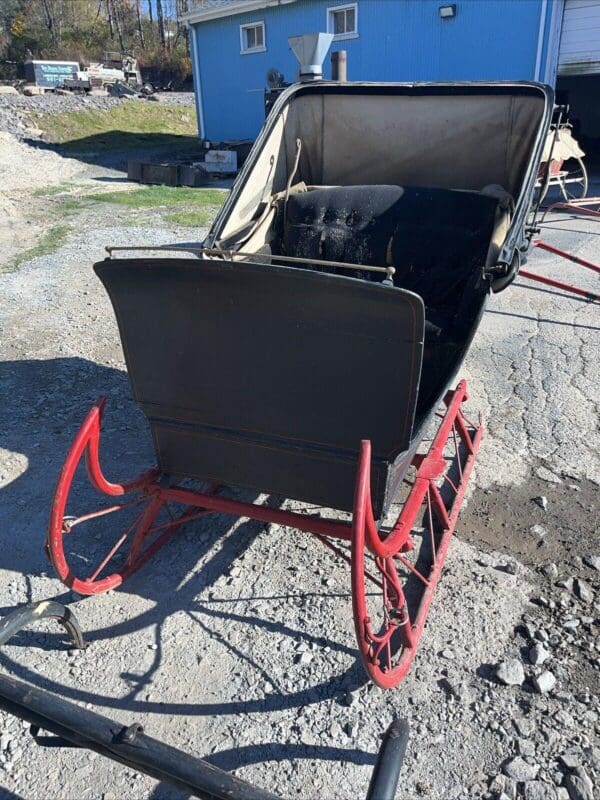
xmin=156 ymin=0 xmax=166 ymax=53
xmin=0 ymin=0 xmax=193 ymax=80
xmin=135 ymin=0 xmax=145 ymax=47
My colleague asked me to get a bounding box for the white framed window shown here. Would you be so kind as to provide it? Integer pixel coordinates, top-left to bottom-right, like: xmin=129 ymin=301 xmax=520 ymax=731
xmin=240 ymin=21 xmax=266 ymax=54
xmin=327 ymin=3 xmax=358 ymax=40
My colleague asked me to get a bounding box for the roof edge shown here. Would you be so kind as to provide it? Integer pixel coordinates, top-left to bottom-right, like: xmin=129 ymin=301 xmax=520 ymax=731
xmin=181 ymin=0 xmax=297 ymax=25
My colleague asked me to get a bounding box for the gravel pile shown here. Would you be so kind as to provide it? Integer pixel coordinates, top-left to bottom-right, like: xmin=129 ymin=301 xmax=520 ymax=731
xmin=0 ymin=91 xmax=195 ymax=138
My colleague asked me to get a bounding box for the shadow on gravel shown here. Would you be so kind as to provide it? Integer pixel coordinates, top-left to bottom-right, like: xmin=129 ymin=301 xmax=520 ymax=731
xmin=0 ymin=788 xmax=26 ymax=800
xmin=142 ymin=739 xmax=378 ymax=800
xmin=23 ymin=132 xmax=203 ymax=172
xmin=0 ymin=356 xmax=369 ymax=724
xmin=0 ymin=356 xmax=138 ymax=580
xmin=485 ymin=308 xmax=600 ymax=331
xmin=205 ymin=742 xmax=377 ymax=771
xmin=511 ymin=279 xmax=598 ymax=303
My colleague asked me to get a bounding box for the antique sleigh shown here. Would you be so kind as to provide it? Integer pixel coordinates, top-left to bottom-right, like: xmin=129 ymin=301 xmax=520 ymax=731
xmin=43 ymin=81 xmax=552 ymax=690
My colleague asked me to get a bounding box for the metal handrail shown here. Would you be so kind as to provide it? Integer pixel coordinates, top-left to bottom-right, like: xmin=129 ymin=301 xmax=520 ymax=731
xmin=104 ymin=245 xmax=396 ymax=279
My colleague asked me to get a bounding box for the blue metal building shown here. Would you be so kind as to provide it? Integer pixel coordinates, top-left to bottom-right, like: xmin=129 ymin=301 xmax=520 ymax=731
xmin=182 ymin=0 xmax=600 ymax=143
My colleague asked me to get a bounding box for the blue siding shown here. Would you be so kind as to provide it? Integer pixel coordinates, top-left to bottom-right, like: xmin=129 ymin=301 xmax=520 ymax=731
xmin=192 ymin=0 xmax=546 ymax=141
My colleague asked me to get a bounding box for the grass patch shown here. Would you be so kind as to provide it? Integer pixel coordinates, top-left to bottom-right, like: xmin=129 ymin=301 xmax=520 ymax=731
xmin=14 ymin=224 xmax=71 ymax=268
xmin=28 ymin=102 xmax=199 ymax=153
xmin=85 ymin=185 xmax=226 ymax=209
xmin=164 ymin=208 xmax=218 ymax=227
xmin=83 ymin=185 xmax=226 ymax=227
xmin=33 ymin=182 xmax=78 ymax=197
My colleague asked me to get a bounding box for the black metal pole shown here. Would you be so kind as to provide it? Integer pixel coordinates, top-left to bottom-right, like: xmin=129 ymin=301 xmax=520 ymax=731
xmin=366 ymin=718 xmax=409 ymax=800
xmin=0 ymin=673 xmax=283 ymax=800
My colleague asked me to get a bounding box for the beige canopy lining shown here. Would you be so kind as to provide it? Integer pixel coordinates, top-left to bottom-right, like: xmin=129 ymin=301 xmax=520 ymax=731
xmin=219 ymin=91 xmax=545 ymax=243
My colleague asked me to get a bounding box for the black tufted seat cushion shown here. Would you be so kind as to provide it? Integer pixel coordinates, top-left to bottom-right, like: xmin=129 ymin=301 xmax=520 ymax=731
xmin=282 ymin=185 xmax=499 ymax=303
xmin=283 ymin=185 xmax=403 ymax=277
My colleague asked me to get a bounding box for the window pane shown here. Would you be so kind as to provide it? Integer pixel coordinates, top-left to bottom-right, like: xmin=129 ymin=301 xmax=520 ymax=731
xmin=255 ymin=25 xmax=263 ymax=46
xmin=246 ymin=27 xmax=256 ymax=49
xmin=333 ymin=11 xmax=345 ymax=34
xmin=346 ymin=8 xmax=355 ymax=32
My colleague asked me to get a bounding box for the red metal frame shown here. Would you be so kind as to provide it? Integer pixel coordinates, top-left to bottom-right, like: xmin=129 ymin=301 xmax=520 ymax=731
xmin=518 ymin=239 xmax=600 ymax=303
xmin=46 ymin=381 xmax=482 ymax=688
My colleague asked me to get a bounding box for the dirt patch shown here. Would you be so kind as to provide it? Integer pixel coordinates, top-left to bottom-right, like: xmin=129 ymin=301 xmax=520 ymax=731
xmin=460 ymin=464 xmax=598 ymax=571
xmin=0 ymin=132 xmax=81 ymax=267
xmin=460 ymin=464 xmax=599 ymax=701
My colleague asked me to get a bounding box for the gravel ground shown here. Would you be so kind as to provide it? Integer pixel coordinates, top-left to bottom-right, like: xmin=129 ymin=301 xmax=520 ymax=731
xmin=0 ymin=134 xmax=598 ymax=800
xmin=0 ymin=92 xmax=196 ymax=139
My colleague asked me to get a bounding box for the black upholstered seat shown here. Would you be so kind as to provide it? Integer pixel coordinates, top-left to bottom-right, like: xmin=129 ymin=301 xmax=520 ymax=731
xmin=279 ymin=184 xmax=499 ymax=413
xmin=281 ymin=185 xmax=499 ymax=308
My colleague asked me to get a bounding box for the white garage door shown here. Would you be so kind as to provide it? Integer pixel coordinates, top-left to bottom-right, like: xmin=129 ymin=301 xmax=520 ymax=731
xmin=558 ymin=0 xmax=600 ymax=74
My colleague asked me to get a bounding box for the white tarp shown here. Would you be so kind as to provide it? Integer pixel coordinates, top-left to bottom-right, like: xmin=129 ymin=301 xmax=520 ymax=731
xmin=542 ymin=126 xmax=585 ymax=163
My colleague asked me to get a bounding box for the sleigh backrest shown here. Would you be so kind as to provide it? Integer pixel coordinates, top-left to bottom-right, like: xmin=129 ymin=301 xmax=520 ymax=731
xmin=94 ymin=257 xmax=425 ymax=512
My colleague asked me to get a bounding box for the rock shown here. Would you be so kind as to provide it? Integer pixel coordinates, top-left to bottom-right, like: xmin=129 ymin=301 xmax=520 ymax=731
xmin=541 ymin=563 xmax=559 ymax=580
xmin=343 ymin=688 xmax=359 ymax=707
xmin=554 ymin=710 xmax=574 ymax=728
xmin=533 ymin=670 xmax=557 ymax=694
xmin=536 ymin=466 xmax=562 ymax=484
xmin=529 ymin=643 xmax=551 ymax=666
xmin=297 ymin=651 xmax=313 ymax=665
xmin=562 ymin=619 xmax=579 ymax=631
xmin=559 ymin=752 xmax=583 ymax=771
xmin=514 ymin=717 xmax=535 ymax=738
xmin=518 ymin=739 xmax=536 ymax=757
xmin=573 ymin=579 xmax=594 ymax=604
xmin=583 ymin=555 xmax=600 ymax=571
xmin=523 ymin=781 xmax=557 ymax=800
xmin=584 ymin=745 xmax=600 ymax=770
xmin=9 ymin=746 xmax=22 ymax=763
xmin=489 ymin=775 xmax=507 ymax=795
xmin=495 ymin=658 xmax=525 ymax=686
xmin=556 ymin=578 xmax=574 ymax=592
xmin=533 ymin=495 xmax=548 ymax=510
xmin=563 ymin=768 xmax=593 ymax=800
xmin=441 ymin=648 xmax=455 ymax=660
xmin=490 ymin=775 xmax=517 ymax=800
xmin=300 ymin=729 xmax=317 ymax=746
xmin=503 ymin=756 xmax=539 ymax=782
xmin=530 ymin=524 xmax=547 ymax=538
xmin=344 ymin=719 xmax=358 ymax=738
